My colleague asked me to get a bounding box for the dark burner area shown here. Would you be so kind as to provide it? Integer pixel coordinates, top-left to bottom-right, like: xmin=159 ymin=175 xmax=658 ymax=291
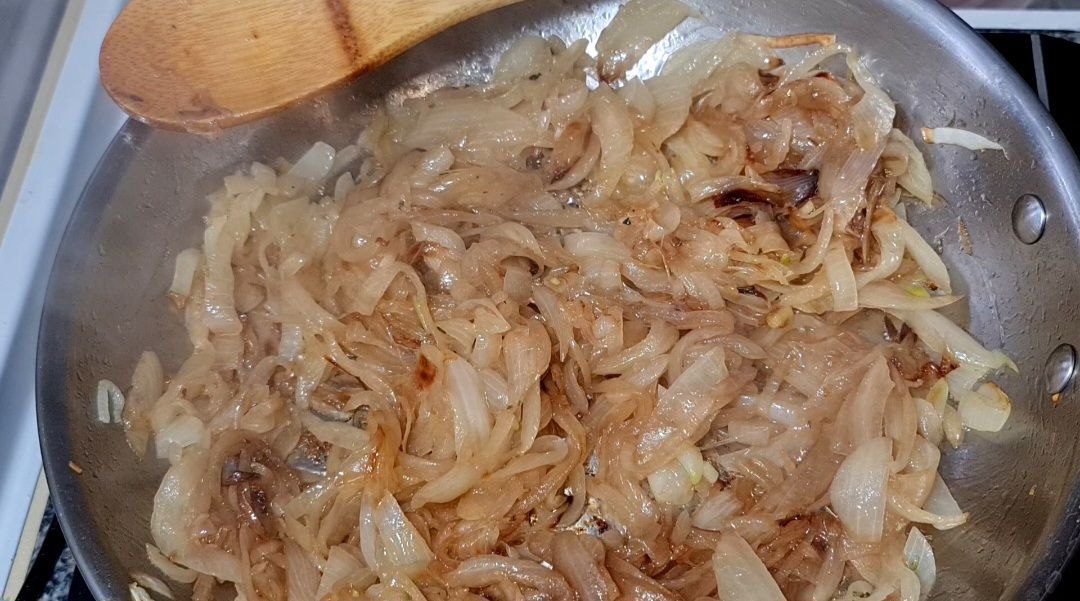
xmin=14 ymin=29 xmax=1080 ymax=601
xmin=983 ymin=31 xmax=1080 ymax=152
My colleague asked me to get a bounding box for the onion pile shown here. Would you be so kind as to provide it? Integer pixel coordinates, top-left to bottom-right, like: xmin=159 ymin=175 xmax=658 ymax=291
xmin=117 ymin=1 xmax=1016 ymax=600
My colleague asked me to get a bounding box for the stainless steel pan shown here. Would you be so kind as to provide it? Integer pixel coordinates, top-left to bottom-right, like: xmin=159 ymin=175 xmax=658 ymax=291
xmin=36 ymin=0 xmax=1080 ymax=598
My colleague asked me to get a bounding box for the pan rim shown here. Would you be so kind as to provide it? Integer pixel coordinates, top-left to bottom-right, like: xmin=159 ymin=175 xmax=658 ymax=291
xmin=35 ymin=1 xmax=1080 ymax=599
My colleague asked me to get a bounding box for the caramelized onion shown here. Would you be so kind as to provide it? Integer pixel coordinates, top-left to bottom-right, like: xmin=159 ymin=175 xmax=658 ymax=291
xmin=121 ymin=2 xmax=1015 ymax=599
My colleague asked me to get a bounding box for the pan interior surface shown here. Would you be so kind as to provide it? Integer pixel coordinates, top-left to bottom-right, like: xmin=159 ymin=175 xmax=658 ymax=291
xmin=37 ymin=1 xmax=1080 ymax=599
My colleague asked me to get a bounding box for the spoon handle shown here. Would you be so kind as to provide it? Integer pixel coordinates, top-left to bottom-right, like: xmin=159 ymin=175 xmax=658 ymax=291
xmin=100 ymin=0 xmax=522 ymax=133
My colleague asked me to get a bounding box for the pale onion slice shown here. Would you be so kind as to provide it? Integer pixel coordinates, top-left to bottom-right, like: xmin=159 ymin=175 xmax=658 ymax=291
xmin=905 ymin=527 xmax=937 ymax=598
xmin=635 ymin=348 xmax=745 ymax=466
xmin=405 ymin=99 xmax=536 ymax=153
xmin=647 ymin=460 xmax=694 ymax=505
xmin=563 ymin=232 xmax=631 ymax=261
xmin=661 ymin=36 xmax=760 ymax=89
xmin=331 ymin=144 xmax=361 ymax=174
xmin=701 ymin=461 xmax=720 ymax=484
xmin=619 ymin=77 xmax=656 ymax=121
xmin=278 ymin=324 xmax=304 ymax=362
xmin=123 ymin=351 xmax=164 ymax=457
xmin=890 ymin=129 xmax=934 ymax=204
xmin=712 ymin=533 xmax=786 ymax=601
xmin=412 ymin=222 xmax=466 ymax=254
xmin=942 ymin=405 xmax=964 ymax=449
xmin=486 ymin=222 xmax=545 ymax=258
xmin=445 ymin=355 xmax=494 ymax=453
xmin=300 ymin=411 xmax=370 ymax=452
xmin=890 ymin=309 xmax=1016 ymax=373
xmin=858 ymin=281 xmax=959 ymax=311
xmin=146 ymin=544 xmax=196 ymax=584
xmin=531 ymin=285 xmax=574 ymax=360
xmin=129 ymin=582 xmax=155 ymax=601
xmin=823 ymin=242 xmax=858 ymax=312
xmin=284 ymin=541 xmax=319 ymax=601
xmin=349 ymin=255 xmax=401 ymax=317
xmin=168 ymin=248 xmax=202 ymax=298
xmin=494 ymin=36 xmax=553 ymax=84
xmin=595 ymin=321 xmax=678 ymax=375
xmin=447 ymin=556 xmax=574 ymax=600
xmin=96 ymin=379 xmax=124 ymax=424
xmin=132 ymin=572 xmax=174 ymax=600
xmin=676 ymin=446 xmax=704 ymax=482
xmin=924 ymin=474 xmax=967 ymax=526
xmin=155 ymin=415 xmax=207 ymax=462
xmin=957 ymin=382 xmax=1011 ymax=432
xmin=914 ymin=398 xmax=944 ymax=446
xmin=286 ymin=142 xmax=336 ymax=183
xmin=946 ymin=363 xmax=983 ymax=394
xmin=645 ymin=74 xmax=692 ymax=142
xmin=150 ymin=450 xmax=209 ymax=557
xmin=316 ymin=546 xmax=370 ymax=601
xmin=479 ymin=368 xmax=511 ymax=411
xmin=855 ymin=209 xmax=904 ymax=286
xmin=588 ymin=86 xmax=635 ymax=203
xmin=848 ymin=53 xmax=896 ymax=152
xmin=842 ymin=356 xmax=892 ymax=447
xmin=176 ymin=547 xmax=243 ymax=584
xmin=691 ymin=488 xmax=741 ymax=530
xmin=503 ymin=323 xmax=552 ymax=408
xmin=595 ymin=0 xmax=693 ymax=81
xmin=889 ymin=487 xmax=968 ymax=530
xmin=822 ymin=54 xmax=894 ymax=228
xmin=927 ymin=378 xmax=949 ymax=412
xmin=551 ymin=531 xmax=619 ymax=601
xmin=922 ymin=127 xmax=1005 ymax=153
xmin=333 ymin=172 xmax=354 ymax=201
xmin=829 ymin=437 xmax=892 ymax=543
xmin=374 ymin=491 xmax=435 ymax=575
xmin=895 ymin=219 xmax=951 ymax=294
xmin=897 ymin=564 xmax=923 ymax=601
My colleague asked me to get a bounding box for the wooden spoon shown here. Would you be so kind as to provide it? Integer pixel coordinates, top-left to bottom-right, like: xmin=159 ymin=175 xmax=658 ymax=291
xmin=100 ymin=0 xmax=522 ymax=133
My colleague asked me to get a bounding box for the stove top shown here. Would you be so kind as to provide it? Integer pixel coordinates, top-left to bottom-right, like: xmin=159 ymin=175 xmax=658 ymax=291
xmin=4 ymin=9 xmax=1080 ymax=601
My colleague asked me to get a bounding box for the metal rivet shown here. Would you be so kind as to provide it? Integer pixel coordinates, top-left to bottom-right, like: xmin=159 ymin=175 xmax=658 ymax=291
xmin=1012 ymin=194 xmax=1047 ymax=244
xmin=1045 ymin=343 xmax=1077 ymax=395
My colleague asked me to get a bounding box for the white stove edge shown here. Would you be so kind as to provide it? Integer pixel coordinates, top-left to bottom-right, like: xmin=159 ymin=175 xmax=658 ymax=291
xmin=0 ymin=0 xmax=126 ymax=596
xmin=956 ymin=8 xmax=1080 ymax=30
xmin=0 ymin=5 xmax=1076 ymax=598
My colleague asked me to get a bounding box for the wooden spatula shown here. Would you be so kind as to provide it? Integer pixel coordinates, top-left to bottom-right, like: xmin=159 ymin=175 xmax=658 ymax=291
xmin=100 ymin=0 xmax=522 ymax=133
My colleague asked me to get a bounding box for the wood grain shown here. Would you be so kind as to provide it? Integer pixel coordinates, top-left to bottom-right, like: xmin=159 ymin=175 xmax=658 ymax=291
xmin=99 ymin=0 xmax=523 ymax=132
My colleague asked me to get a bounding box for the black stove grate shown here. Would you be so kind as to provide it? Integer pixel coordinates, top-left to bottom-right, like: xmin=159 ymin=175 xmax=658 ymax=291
xmin=983 ymin=31 xmax=1080 ymax=154
xmin=15 ymin=28 xmax=1080 ymax=601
